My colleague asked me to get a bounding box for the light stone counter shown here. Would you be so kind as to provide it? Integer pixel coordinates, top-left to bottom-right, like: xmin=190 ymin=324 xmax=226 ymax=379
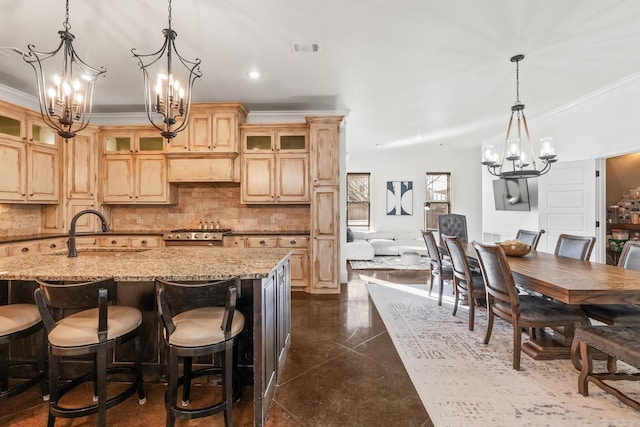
xmin=0 ymin=247 xmax=292 ymax=282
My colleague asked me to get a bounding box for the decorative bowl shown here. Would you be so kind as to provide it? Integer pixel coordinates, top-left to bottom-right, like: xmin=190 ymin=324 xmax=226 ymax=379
xmin=498 ymin=240 xmax=531 ymax=257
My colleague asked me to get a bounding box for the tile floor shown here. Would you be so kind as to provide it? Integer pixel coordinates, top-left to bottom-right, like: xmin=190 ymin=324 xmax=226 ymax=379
xmin=0 ymin=267 xmax=432 ymax=426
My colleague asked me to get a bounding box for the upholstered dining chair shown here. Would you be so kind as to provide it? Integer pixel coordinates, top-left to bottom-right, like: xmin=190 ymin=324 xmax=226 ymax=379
xmin=156 ymin=277 xmax=245 ymax=427
xmin=442 ymin=235 xmax=485 ymax=331
xmin=34 ymin=278 xmax=146 ymax=427
xmin=422 ymin=230 xmax=453 ymax=306
xmin=580 ymin=240 xmax=640 ymax=371
xmin=515 ymin=229 xmax=543 ymax=250
xmin=437 ymin=214 xmax=468 ymax=243
xmin=472 ymin=241 xmax=588 ymax=370
xmin=554 ymin=234 xmax=596 ymax=261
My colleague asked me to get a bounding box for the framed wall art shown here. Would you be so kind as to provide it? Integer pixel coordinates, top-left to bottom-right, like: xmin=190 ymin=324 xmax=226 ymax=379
xmin=386 ymin=181 xmax=413 ymax=215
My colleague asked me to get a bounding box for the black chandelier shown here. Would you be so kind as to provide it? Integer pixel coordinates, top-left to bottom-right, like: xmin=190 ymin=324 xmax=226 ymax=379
xmin=131 ymin=0 xmax=202 ymax=142
xmin=23 ymin=0 xmax=106 ymax=140
xmin=481 ymin=54 xmax=558 ymax=179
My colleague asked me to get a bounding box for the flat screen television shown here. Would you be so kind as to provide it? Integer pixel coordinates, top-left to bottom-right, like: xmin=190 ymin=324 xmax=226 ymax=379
xmin=492 ymin=178 xmax=531 ymax=211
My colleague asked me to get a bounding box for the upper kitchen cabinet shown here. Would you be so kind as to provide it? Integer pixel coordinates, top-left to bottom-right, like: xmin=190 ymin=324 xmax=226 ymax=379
xmin=240 ymin=124 xmax=310 ymax=204
xmin=308 ymin=116 xmax=343 ymax=187
xmin=66 ymin=133 xmax=97 ymax=199
xmin=100 ymin=128 xmax=176 ymax=204
xmin=0 ymin=103 xmax=60 ymax=204
xmin=167 ymin=103 xmax=247 ymax=153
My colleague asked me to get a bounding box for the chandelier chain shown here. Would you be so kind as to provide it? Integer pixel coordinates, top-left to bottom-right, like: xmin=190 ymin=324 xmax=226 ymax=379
xmin=515 ymin=58 xmax=520 ymax=104
xmin=168 ymin=0 xmax=172 ymax=29
xmin=64 ymin=0 xmax=70 ymax=30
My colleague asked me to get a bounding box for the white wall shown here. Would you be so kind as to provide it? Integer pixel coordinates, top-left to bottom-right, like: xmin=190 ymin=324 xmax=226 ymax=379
xmin=346 ymin=147 xmax=482 ymax=241
xmin=481 ymin=74 xmax=640 ymax=242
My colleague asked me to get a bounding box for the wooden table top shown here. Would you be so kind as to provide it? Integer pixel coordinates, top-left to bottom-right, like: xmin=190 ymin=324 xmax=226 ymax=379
xmin=461 ymin=243 xmax=640 ymax=305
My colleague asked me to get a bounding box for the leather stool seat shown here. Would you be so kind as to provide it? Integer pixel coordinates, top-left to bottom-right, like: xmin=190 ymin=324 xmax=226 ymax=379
xmin=170 ymin=307 xmax=245 ymax=347
xmin=0 ymin=304 xmax=47 ymax=402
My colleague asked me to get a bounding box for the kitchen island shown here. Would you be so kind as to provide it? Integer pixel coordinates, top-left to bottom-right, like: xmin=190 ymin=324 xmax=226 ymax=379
xmin=0 ymin=247 xmax=291 ymax=427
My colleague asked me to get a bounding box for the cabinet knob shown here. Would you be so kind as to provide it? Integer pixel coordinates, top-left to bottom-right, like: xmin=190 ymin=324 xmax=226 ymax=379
xmin=49 ymin=243 xmax=56 ymax=248
xmin=290 ymin=240 xmax=296 ymax=245
xmin=29 ymin=194 xmax=33 ymax=197
xmin=21 ymin=247 xmax=29 ymax=252
xmin=111 ymin=240 xmax=118 ymax=245
xmin=259 ymin=240 xmax=266 ymax=245
xmin=141 ymin=240 xmax=147 ymax=245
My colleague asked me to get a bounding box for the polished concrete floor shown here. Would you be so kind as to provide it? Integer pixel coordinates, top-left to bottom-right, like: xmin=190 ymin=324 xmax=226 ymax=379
xmin=0 ymin=267 xmax=432 ymax=426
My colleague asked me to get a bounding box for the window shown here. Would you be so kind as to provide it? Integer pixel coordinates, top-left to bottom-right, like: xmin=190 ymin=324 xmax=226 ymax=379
xmin=347 ymin=173 xmax=370 ymax=227
xmin=425 ymin=173 xmax=451 ymax=230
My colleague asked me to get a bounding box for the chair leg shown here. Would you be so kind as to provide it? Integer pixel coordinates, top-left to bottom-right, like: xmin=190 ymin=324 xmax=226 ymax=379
xmin=484 ymin=308 xmax=494 ymax=345
xmin=452 ymin=279 xmax=459 ymax=316
xmin=182 ymin=356 xmax=192 ymax=406
xmin=427 ymin=272 xmax=434 ymax=296
xmin=578 ymin=340 xmax=592 ymax=396
xmin=96 ymin=346 xmax=107 ymax=427
xmin=0 ymin=342 xmax=7 ymax=393
xmin=36 ymin=328 xmax=49 ymax=399
xmin=167 ymin=351 xmax=178 ymax=427
xmin=135 ymin=334 xmax=146 ymax=403
xmin=47 ymin=352 xmax=58 ymax=427
xmin=223 ymin=341 xmax=234 ymax=427
xmin=438 ymin=278 xmax=444 ymax=307
xmin=468 ymin=293 xmax=475 ymax=331
xmin=513 ymin=324 xmax=522 ymax=370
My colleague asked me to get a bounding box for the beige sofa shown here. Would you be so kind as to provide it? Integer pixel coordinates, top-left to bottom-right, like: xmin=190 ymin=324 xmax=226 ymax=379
xmin=346 ymin=230 xmax=426 ymax=260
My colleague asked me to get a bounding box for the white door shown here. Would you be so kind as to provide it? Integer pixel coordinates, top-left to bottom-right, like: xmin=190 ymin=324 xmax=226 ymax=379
xmin=537 ymin=160 xmax=598 ymax=261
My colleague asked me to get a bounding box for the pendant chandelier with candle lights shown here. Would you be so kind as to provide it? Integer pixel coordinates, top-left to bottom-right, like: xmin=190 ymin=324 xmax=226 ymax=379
xmin=481 ymin=54 xmax=558 ymax=179
xmin=22 ymin=0 xmax=106 ymax=140
xmin=131 ymin=0 xmax=202 ymax=142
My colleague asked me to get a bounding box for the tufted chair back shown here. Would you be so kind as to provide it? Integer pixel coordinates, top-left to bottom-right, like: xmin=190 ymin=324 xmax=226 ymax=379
xmin=437 ymin=214 xmax=468 ymax=243
xmin=618 ymin=240 xmax=640 ymax=271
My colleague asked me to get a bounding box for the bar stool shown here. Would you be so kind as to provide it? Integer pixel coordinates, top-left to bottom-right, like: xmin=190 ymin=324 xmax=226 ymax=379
xmin=34 ymin=278 xmax=146 ymax=427
xmin=0 ymin=303 xmax=48 ymax=401
xmin=155 ymin=277 xmax=245 ymax=427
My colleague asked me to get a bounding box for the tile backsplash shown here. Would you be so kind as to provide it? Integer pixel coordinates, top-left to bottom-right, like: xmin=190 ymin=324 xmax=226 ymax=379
xmin=109 ymin=183 xmax=311 ymax=232
xmin=0 ymin=204 xmax=43 ymax=237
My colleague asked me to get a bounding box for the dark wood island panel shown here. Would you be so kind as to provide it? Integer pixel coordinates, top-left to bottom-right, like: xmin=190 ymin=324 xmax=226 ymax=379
xmin=0 ymin=247 xmax=291 ymax=427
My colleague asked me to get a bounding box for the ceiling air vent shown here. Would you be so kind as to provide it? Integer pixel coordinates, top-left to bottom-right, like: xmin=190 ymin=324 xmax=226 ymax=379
xmin=290 ymin=42 xmax=320 ymax=53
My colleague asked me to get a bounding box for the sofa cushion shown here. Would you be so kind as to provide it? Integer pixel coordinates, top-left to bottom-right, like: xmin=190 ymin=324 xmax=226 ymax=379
xmin=345 ymin=241 xmax=375 ymax=261
xmin=352 ymin=230 xmax=368 ymax=241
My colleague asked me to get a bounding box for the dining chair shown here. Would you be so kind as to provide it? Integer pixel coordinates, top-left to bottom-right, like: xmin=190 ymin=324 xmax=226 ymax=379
xmin=515 ymin=229 xmax=542 ymax=250
xmin=472 ymin=241 xmax=588 ymax=370
xmin=437 ymin=214 xmax=468 ymax=243
xmin=34 ymin=278 xmax=146 ymax=427
xmin=422 ymin=230 xmax=453 ymax=306
xmin=442 ymin=235 xmax=485 ymax=331
xmin=579 ymin=240 xmax=640 ymax=371
xmin=156 ymin=277 xmax=245 ymax=427
xmin=554 ymin=234 xmax=596 ymax=261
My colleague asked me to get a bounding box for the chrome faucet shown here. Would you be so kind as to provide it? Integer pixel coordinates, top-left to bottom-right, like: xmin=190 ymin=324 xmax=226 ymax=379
xmin=67 ymin=209 xmax=111 ymax=257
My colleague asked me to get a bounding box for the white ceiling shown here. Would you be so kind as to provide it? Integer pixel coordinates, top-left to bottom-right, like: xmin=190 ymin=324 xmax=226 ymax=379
xmin=3 ymin=0 xmax=640 ymax=153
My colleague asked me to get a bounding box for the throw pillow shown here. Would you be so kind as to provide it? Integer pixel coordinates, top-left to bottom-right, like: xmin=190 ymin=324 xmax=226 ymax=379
xmin=346 ymin=227 xmax=354 ymax=242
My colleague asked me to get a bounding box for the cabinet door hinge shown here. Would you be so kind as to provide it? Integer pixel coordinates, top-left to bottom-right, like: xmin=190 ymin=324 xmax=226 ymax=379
xmin=595 ymin=170 xmax=600 ymax=177
xmin=596 ymin=220 xmax=600 ymax=228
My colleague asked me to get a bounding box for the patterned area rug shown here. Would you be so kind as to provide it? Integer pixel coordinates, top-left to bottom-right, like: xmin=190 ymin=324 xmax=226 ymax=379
xmin=349 ymin=256 xmax=430 ymax=270
xmin=366 ymin=283 xmax=640 ymax=427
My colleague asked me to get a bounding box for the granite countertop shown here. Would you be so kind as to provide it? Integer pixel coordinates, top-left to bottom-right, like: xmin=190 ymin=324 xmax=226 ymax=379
xmin=0 ymin=231 xmax=167 ymax=244
xmin=0 ymin=247 xmax=292 ymax=282
xmin=229 ymin=230 xmax=310 ymax=236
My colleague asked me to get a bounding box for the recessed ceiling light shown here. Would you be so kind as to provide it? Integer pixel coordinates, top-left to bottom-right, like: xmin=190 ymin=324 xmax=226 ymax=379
xmin=247 ymin=70 xmax=261 ymax=79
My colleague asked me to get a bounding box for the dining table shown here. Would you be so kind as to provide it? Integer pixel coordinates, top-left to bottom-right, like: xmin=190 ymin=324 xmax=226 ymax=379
xmin=455 ymin=242 xmax=640 ymax=360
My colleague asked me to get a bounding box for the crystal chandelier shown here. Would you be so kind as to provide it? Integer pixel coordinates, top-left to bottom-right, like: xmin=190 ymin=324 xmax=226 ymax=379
xmin=23 ymin=0 xmax=106 ymax=140
xmin=481 ymin=54 xmax=558 ymax=179
xmin=131 ymin=0 xmax=202 ymax=141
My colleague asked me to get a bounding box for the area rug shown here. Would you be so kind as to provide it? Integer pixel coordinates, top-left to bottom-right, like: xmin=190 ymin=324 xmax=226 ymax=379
xmin=366 ymin=282 xmax=640 ymax=427
xmin=349 ymin=256 xmax=430 ymax=270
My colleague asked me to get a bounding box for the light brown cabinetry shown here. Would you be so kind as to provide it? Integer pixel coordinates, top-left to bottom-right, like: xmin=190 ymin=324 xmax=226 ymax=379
xmin=1 ymin=237 xmax=67 ymax=257
xmin=66 ymin=133 xmax=97 ymax=199
xmin=225 ymin=234 xmax=309 ymax=290
xmin=100 ymin=129 xmax=176 ymax=204
xmin=241 ymin=125 xmax=309 ymax=204
xmin=0 ymin=105 xmax=60 ymax=204
xmin=308 ymin=116 xmax=343 ymax=294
